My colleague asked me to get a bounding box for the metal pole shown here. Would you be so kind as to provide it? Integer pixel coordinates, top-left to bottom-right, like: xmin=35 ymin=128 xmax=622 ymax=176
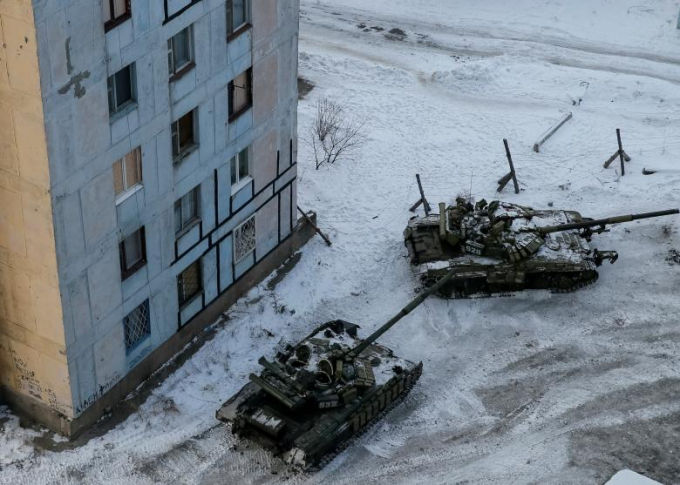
xmin=503 ymin=139 xmax=520 ymax=194
xmin=616 ymin=129 xmax=625 ymax=176
xmin=416 ymin=174 xmax=431 ymax=216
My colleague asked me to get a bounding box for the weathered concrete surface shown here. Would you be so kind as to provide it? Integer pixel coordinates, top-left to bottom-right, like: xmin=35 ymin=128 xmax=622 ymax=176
xmin=0 ymin=1 xmax=71 ymax=418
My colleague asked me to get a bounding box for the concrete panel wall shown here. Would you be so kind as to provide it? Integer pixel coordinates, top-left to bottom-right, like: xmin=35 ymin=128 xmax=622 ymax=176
xmin=0 ymin=0 xmax=301 ymax=426
xmin=0 ymin=2 xmax=71 ymax=416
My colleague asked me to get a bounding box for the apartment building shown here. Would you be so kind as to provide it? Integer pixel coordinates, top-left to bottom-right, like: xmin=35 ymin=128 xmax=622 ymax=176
xmin=0 ymin=0 xmax=310 ymax=435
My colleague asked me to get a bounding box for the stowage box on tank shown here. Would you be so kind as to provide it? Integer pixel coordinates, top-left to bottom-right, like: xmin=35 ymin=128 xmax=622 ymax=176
xmin=216 ymin=269 xmax=457 ymax=470
xmin=404 ymin=199 xmax=678 ymax=297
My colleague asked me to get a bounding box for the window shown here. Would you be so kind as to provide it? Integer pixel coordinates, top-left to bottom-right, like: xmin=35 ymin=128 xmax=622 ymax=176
xmin=168 ymin=26 xmax=194 ymax=79
xmin=108 ymin=64 xmax=136 ymax=116
xmin=124 ymin=300 xmax=150 ymax=353
xmin=234 ymin=215 xmax=255 ymax=263
xmin=230 ymin=147 xmax=250 ymax=188
xmin=177 ymin=260 xmax=202 ymax=306
xmin=227 ymin=0 xmax=251 ymax=37
xmin=103 ymin=0 xmax=131 ymax=31
xmin=119 ymin=227 xmax=146 ymax=280
xmin=228 ymin=69 xmax=252 ymax=121
xmin=174 ymin=186 xmax=200 ymax=235
xmin=113 ymin=147 xmax=142 ymax=199
xmin=171 ymin=109 xmax=197 ymax=161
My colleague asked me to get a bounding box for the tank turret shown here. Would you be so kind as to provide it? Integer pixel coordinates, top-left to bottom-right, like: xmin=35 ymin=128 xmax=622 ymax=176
xmin=216 ymin=269 xmax=456 ymax=470
xmin=404 ymin=200 xmax=678 ymax=297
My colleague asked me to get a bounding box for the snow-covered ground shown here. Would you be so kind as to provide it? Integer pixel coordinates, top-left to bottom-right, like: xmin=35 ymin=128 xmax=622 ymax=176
xmin=2 ymin=1 xmax=680 ymax=483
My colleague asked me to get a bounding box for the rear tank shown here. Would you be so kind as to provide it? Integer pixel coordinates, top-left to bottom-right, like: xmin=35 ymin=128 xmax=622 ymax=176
xmin=404 ymin=199 xmax=678 ymax=297
xmin=216 ymin=270 xmax=456 ymax=470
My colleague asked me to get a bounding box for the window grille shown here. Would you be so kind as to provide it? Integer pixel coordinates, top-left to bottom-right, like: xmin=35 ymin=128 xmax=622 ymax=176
xmin=234 ymin=215 xmax=256 ymax=263
xmin=124 ymin=300 xmax=150 ymax=353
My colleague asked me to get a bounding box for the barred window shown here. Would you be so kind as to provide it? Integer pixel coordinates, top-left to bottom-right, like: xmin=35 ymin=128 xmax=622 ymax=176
xmin=234 ymin=215 xmax=256 ymax=263
xmin=124 ymin=300 xmax=150 ymax=353
xmin=178 ymin=260 xmax=202 ymax=306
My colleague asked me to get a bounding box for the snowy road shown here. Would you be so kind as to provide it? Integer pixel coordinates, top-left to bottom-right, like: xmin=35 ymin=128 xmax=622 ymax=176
xmin=2 ymin=1 xmax=680 ymax=484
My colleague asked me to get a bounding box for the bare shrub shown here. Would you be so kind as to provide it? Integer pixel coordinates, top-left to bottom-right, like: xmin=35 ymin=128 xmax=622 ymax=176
xmin=309 ymin=98 xmax=365 ymax=169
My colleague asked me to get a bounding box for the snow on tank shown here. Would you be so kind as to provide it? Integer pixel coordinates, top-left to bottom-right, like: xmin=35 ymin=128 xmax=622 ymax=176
xmin=216 ymin=269 xmax=458 ymax=470
xmin=404 ymin=198 xmax=678 ymax=297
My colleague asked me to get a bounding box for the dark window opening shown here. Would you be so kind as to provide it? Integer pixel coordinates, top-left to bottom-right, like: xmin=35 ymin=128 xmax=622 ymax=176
xmin=228 ymin=69 xmax=252 ymax=122
xmin=178 ymin=260 xmax=202 ymax=307
xmin=107 ymin=64 xmax=136 ymax=116
xmin=120 ymin=227 xmax=147 ymax=280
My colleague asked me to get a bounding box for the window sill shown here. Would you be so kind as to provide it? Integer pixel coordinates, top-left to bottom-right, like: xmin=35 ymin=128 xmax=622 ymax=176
xmin=227 ymin=23 xmax=252 ymax=43
xmin=175 ymin=218 xmax=201 ymax=239
xmin=115 ymin=184 xmax=143 ymax=206
xmin=125 ymin=335 xmax=151 ymax=356
xmin=104 ymin=13 xmax=131 ymax=33
xmin=228 ymin=104 xmax=252 ymax=124
xmin=231 ymin=176 xmax=252 ymax=195
xmin=169 ymin=61 xmax=195 ymax=83
xmin=109 ymin=101 xmax=138 ymax=123
xmin=234 ymin=249 xmax=254 ymax=266
xmin=179 ymin=291 xmax=203 ymax=311
xmin=173 ymin=144 xmax=198 ymax=165
xmin=121 ymin=260 xmax=147 ymax=281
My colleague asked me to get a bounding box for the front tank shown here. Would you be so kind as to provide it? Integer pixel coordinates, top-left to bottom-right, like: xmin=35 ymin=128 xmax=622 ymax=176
xmin=216 ymin=320 xmax=422 ymax=470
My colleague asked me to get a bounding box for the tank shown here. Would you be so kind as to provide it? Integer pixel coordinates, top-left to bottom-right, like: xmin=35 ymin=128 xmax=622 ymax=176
xmin=216 ymin=269 xmax=457 ymax=470
xmin=404 ymin=199 xmax=678 ymax=297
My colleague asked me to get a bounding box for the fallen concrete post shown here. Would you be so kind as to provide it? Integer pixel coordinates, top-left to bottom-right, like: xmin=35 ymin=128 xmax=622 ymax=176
xmin=533 ymin=111 xmax=573 ymax=152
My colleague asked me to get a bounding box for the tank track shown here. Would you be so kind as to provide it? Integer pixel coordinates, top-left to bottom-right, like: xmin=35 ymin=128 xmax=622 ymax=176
xmin=304 ymin=366 xmax=423 ymax=472
xmin=421 ymin=269 xmax=599 ymax=298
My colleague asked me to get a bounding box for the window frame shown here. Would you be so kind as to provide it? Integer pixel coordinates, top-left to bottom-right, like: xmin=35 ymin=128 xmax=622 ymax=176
xmin=171 ymin=109 xmax=198 ymax=162
xmin=177 ymin=260 xmax=203 ymax=307
xmin=123 ymin=299 xmax=151 ymax=354
xmin=113 ymin=147 xmax=143 ymax=203
xmin=174 ymin=186 xmax=201 ymax=236
xmin=230 ymin=146 xmax=251 ymax=191
xmin=107 ymin=63 xmax=137 ymax=118
xmin=228 ymin=68 xmax=253 ymax=122
xmin=119 ymin=227 xmax=147 ymax=280
xmin=104 ymin=0 xmax=131 ymax=32
xmin=233 ymin=215 xmax=256 ymax=264
xmin=168 ymin=25 xmax=195 ymax=82
xmin=226 ymin=0 xmax=252 ymax=41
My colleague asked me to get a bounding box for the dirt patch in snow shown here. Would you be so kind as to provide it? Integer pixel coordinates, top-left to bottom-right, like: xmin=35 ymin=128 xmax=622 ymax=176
xmin=569 ymin=409 xmax=680 ymax=484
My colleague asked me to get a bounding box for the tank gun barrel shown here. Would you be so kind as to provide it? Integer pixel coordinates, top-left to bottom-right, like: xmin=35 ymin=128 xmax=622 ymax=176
xmin=536 ymin=208 xmax=678 ymax=234
xmin=346 ymin=268 xmax=457 ymax=359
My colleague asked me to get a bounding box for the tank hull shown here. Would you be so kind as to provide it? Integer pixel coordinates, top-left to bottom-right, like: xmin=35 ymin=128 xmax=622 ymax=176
xmin=405 ymin=204 xmax=610 ymax=297
xmin=216 ymin=321 xmax=423 ymax=470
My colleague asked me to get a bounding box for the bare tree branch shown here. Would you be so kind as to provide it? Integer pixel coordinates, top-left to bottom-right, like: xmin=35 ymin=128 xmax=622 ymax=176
xmin=309 ymin=98 xmax=366 ymax=169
